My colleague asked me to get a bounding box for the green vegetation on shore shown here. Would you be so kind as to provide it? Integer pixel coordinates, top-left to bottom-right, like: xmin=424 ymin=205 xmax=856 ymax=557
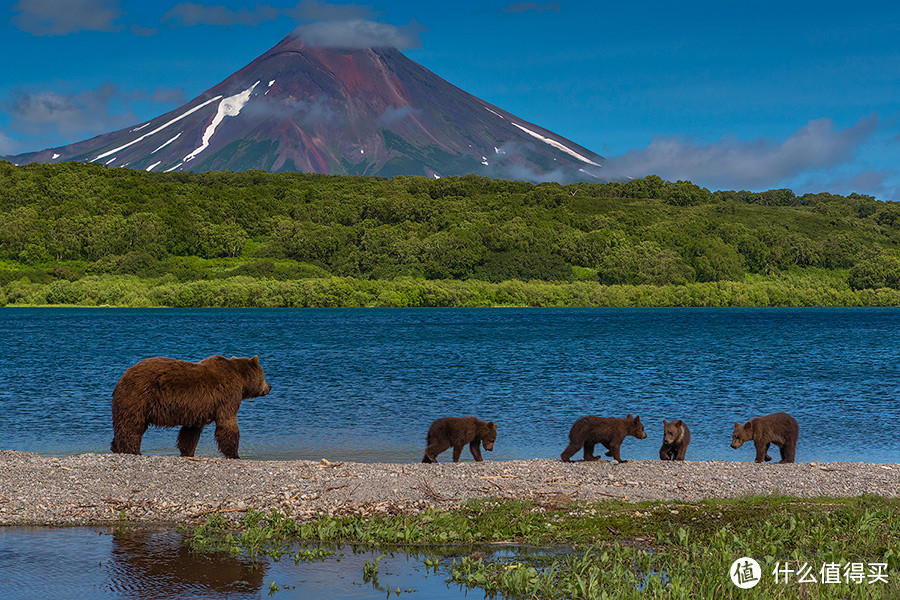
xmin=186 ymin=496 xmax=900 ymax=599
xmin=2 ymin=161 xmax=899 ymax=307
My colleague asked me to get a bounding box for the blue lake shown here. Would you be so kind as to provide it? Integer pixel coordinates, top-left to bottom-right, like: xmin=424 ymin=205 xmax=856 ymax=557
xmin=0 ymin=307 xmax=898 ymax=463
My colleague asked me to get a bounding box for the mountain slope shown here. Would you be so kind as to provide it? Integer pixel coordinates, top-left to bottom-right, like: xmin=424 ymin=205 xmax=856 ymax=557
xmin=4 ymin=34 xmax=604 ymax=181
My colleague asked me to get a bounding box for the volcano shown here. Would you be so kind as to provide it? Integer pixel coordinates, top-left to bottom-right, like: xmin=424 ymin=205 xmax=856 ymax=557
xmin=4 ymin=33 xmax=604 ymax=180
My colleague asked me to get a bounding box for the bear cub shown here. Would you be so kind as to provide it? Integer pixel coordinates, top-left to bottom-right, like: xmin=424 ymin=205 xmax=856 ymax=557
xmin=659 ymin=419 xmax=691 ymax=461
xmin=731 ymin=412 xmax=799 ymax=463
xmin=422 ymin=416 xmax=497 ymax=463
xmin=111 ymin=355 xmax=272 ymax=459
xmin=560 ymin=414 xmax=647 ymax=463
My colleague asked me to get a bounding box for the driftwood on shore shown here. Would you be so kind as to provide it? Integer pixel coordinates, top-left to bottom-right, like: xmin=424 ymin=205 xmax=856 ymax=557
xmin=0 ymin=450 xmax=897 ymax=526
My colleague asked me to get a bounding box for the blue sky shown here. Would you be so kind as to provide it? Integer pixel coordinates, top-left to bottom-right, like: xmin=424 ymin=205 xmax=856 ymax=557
xmin=2 ymin=0 xmax=898 ymax=199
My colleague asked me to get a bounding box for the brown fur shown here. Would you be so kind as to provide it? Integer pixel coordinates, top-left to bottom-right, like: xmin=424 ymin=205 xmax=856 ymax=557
xmin=110 ymin=355 xmax=271 ymax=459
xmin=422 ymin=416 xmax=497 ymax=463
xmin=659 ymin=419 xmax=691 ymax=461
xmin=731 ymin=412 xmax=799 ymax=463
xmin=560 ymin=414 xmax=647 ymax=463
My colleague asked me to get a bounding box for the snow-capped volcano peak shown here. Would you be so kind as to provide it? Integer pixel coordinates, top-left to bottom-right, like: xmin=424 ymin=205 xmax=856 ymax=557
xmin=4 ymin=34 xmax=604 ymax=180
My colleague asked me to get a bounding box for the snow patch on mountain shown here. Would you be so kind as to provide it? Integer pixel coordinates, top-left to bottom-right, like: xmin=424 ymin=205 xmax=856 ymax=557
xmin=183 ymin=81 xmax=260 ymax=164
xmin=152 ymin=132 xmax=182 ymax=154
xmin=146 ymin=161 xmax=161 ymax=171
xmin=92 ymin=95 xmax=223 ymax=162
xmin=511 ymin=122 xmax=601 ymax=167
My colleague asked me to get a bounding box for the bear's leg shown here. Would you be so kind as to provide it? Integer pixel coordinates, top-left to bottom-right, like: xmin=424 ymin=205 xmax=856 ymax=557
xmin=214 ymin=416 xmax=240 ymax=459
xmin=423 ymin=440 xmax=450 ymax=463
xmin=608 ymin=444 xmax=625 ymax=463
xmin=111 ymin=425 xmax=147 ymax=455
xmin=469 ymin=440 xmax=483 ymax=462
xmin=560 ymin=442 xmax=581 ymax=462
xmin=674 ymin=443 xmax=687 ymax=461
xmin=659 ymin=443 xmax=672 ymax=460
xmin=778 ymin=443 xmax=795 ymax=463
xmin=754 ymin=440 xmax=770 ymax=463
xmin=177 ymin=425 xmax=204 ymax=457
xmin=451 ymin=445 xmax=464 ymax=462
xmin=584 ymin=443 xmax=600 ymax=461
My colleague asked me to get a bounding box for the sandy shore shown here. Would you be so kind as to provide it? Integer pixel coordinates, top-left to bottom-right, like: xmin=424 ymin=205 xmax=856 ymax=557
xmin=0 ymin=450 xmax=897 ymax=526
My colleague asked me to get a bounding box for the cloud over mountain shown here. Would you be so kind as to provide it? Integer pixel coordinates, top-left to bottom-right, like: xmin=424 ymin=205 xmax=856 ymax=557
xmin=605 ymin=116 xmax=878 ymax=190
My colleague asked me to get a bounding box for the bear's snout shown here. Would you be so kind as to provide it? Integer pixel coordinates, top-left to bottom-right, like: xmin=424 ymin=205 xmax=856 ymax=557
xmin=731 ymin=440 xmax=741 ymax=449
xmin=262 ymin=382 xmax=272 ymax=395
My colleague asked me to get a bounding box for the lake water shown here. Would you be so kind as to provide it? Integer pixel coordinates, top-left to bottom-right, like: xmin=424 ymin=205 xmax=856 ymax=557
xmin=0 ymin=527 xmax=478 ymax=600
xmin=0 ymin=307 xmax=898 ymax=463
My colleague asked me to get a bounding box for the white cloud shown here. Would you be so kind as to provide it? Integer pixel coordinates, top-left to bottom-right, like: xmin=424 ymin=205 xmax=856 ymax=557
xmin=292 ymin=18 xmax=424 ymax=49
xmin=0 ymin=132 xmax=19 ymax=156
xmin=163 ymin=2 xmax=281 ymax=27
xmin=605 ymin=116 xmax=879 ymax=190
xmin=12 ymin=0 xmax=122 ymax=36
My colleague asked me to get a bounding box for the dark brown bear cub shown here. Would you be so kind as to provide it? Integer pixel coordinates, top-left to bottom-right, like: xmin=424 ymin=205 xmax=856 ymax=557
xmin=659 ymin=419 xmax=691 ymax=461
xmin=731 ymin=412 xmax=799 ymax=463
xmin=422 ymin=416 xmax=497 ymax=463
xmin=111 ymin=355 xmax=272 ymax=459
xmin=560 ymin=414 xmax=647 ymax=463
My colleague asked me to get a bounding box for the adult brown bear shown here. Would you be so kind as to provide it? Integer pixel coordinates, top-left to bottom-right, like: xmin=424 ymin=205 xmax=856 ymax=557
xmin=421 ymin=416 xmax=497 ymax=463
xmin=110 ymin=355 xmax=271 ymax=458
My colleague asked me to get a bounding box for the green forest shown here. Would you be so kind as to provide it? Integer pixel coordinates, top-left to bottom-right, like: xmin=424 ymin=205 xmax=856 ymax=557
xmin=1 ymin=160 xmax=899 ymax=307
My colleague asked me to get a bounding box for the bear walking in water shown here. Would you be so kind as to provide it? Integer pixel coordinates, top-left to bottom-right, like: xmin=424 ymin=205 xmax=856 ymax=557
xmin=111 ymin=355 xmax=272 ymax=458
xmin=560 ymin=414 xmax=647 ymax=463
xmin=422 ymin=416 xmax=497 ymax=463
xmin=731 ymin=412 xmax=799 ymax=463
xmin=659 ymin=419 xmax=691 ymax=461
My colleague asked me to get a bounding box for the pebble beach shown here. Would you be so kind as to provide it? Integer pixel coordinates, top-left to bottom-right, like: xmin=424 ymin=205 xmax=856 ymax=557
xmin=1 ymin=450 xmax=898 ymax=526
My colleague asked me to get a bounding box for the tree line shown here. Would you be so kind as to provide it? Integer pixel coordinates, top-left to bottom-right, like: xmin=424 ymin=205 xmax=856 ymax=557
xmin=0 ymin=161 xmax=898 ymax=304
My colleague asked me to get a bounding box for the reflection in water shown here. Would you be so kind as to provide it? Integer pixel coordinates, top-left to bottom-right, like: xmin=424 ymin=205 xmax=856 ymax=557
xmin=0 ymin=526 xmax=482 ymax=600
xmin=107 ymin=528 xmax=267 ymax=599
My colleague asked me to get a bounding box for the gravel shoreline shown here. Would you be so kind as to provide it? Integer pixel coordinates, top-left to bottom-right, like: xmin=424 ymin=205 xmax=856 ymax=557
xmin=1 ymin=450 xmax=897 ymax=526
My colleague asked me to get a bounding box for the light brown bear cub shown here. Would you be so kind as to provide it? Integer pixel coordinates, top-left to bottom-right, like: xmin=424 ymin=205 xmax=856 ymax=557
xmin=422 ymin=416 xmax=497 ymax=463
xmin=560 ymin=414 xmax=647 ymax=463
xmin=659 ymin=419 xmax=691 ymax=461
xmin=111 ymin=355 xmax=272 ymax=459
xmin=731 ymin=412 xmax=799 ymax=463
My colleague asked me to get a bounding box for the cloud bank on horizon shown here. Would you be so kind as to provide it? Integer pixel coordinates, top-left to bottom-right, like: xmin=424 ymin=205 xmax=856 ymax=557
xmin=3 ymin=1 xmax=898 ymax=200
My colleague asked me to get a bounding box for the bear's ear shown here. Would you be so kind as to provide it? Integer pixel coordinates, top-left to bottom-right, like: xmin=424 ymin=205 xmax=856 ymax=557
xmin=252 ymin=355 xmax=259 ymax=365
xmin=488 ymin=421 xmax=496 ymax=430
xmin=231 ymin=356 xmax=237 ymax=360
xmin=733 ymin=421 xmax=740 ymax=428
xmin=674 ymin=419 xmax=682 ymax=427
xmin=663 ymin=419 xmax=668 ymax=425
xmin=626 ymin=413 xmax=633 ymax=419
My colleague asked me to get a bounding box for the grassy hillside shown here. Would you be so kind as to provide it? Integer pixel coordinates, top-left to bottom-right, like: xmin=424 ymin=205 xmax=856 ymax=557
xmin=1 ymin=161 xmax=898 ymax=307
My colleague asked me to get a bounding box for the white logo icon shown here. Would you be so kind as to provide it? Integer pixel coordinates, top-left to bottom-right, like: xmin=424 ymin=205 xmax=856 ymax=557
xmin=730 ymin=557 xmax=761 ymax=589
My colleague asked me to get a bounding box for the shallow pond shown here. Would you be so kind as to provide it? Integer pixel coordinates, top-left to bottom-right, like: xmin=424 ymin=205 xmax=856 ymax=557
xmin=0 ymin=526 xmax=492 ymax=600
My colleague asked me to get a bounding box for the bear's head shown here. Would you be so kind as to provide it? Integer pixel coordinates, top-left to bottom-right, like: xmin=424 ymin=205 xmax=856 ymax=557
xmin=627 ymin=414 xmax=647 ymax=439
xmin=235 ymin=356 xmax=272 ymax=399
xmin=663 ymin=419 xmax=683 ymax=444
xmin=731 ymin=421 xmax=753 ymax=449
xmin=481 ymin=421 xmax=497 ymax=451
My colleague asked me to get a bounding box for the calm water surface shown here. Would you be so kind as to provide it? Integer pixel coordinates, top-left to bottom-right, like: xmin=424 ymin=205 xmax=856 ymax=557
xmin=0 ymin=307 xmax=897 ymax=463
xmin=0 ymin=527 xmax=476 ymax=600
